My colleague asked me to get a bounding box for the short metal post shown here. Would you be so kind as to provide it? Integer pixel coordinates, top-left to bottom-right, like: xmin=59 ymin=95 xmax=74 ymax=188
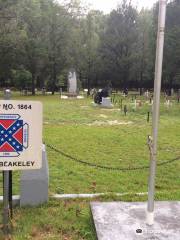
xmin=124 ymin=105 xmax=127 ymax=116
xmin=120 ymin=99 xmax=123 ymax=109
xmin=147 ymin=112 xmax=150 ymax=123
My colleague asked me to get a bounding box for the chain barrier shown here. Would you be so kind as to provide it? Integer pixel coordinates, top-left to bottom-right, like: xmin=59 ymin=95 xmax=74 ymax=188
xmin=46 ymin=143 xmax=180 ymax=172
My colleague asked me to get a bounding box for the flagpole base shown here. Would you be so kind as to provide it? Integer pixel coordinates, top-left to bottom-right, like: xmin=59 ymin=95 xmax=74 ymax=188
xmin=146 ymin=211 xmax=154 ymax=225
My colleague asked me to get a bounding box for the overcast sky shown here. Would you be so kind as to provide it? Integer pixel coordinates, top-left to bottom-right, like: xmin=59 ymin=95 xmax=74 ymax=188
xmin=85 ymin=0 xmax=158 ymax=13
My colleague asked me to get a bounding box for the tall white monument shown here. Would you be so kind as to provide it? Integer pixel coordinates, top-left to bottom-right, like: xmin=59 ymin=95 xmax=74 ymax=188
xmin=68 ymin=69 xmax=77 ymax=95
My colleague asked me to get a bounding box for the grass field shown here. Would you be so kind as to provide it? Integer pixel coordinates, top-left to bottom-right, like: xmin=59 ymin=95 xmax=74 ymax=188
xmin=0 ymin=92 xmax=179 ymax=239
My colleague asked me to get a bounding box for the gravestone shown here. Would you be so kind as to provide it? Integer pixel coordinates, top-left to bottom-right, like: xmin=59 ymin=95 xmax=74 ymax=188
xmin=68 ymin=69 xmax=77 ymax=96
xmin=138 ymin=100 xmax=142 ymax=107
xmin=77 ymin=96 xmax=84 ymax=99
xmin=61 ymin=95 xmax=68 ymax=99
xmin=101 ymin=97 xmax=113 ymax=108
xmin=165 ymin=99 xmax=170 ymax=108
xmin=59 ymin=88 xmax=62 ymax=96
xmin=171 ymin=88 xmax=174 ymax=96
xmin=134 ymin=99 xmax=137 ymax=109
xmin=90 ymin=88 xmax=97 ymax=98
xmin=42 ymin=87 xmax=46 ymax=95
xmin=20 ymin=144 xmax=49 ymax=206
xmin=145 ymin=90 xmax=149 ymax=98
xmin=23 ymin=88 xmax=28 ymax=96
xmin=94 ymin=88 xmax=110 ymax=104
xmin=4 ymin=89 xmax=11 ymax=99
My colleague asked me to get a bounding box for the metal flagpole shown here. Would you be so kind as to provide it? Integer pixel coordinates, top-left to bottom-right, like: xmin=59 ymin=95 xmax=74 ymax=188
xmin=146 ymin=0 xmax=167 ymax=225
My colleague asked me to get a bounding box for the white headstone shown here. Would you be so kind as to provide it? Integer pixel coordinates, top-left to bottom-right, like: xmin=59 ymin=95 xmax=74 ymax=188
xmin=145 ymin=90 xmax=149 ymax=98
xmin=101 ymin=97 xmax=113 ymax=108
xmin=165 ymin=99 xmax=170 ymax=108
xmin=68 ymin=69 xmax=77 ymax=94
xmin=61 ymin=95 xmax=68 ymax=99
xmin=134 ymin=99 xmax=137 ymax=109
xmin=171 ymin=88 xmax=174 ymax=96
xmin=77 ymin=96 xmax=84 ymax=99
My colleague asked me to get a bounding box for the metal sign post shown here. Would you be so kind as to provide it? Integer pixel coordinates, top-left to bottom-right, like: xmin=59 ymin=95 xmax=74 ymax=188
xmin=3 ymin=171 xmax=10 ymax=234
xmin=146 ymin=0 xmax=167 ymax=225
xmin=3 ymin=89 xmax=12 ymax=234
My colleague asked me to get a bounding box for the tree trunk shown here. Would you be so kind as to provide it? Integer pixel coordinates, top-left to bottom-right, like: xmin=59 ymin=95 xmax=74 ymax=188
xmin=139 ymin=70 xmax=143 ymax=96
xmin=87 ymin=77 xmax=90 ymax=96
xmin=52 ymin=61 xmax=57 ymax=95
xmin=31 ymin=73 xmax=35 ymax=96
xmin=87 ymin=59 xmax=91 ymax=96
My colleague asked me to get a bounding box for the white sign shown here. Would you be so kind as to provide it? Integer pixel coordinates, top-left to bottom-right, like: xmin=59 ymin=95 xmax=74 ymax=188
xmin=0 ymin=101 xmax=42 ymax=170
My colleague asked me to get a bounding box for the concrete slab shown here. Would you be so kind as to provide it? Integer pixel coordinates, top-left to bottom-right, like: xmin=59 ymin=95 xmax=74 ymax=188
xmin=91 ymin=201 xmax=180 ymax=240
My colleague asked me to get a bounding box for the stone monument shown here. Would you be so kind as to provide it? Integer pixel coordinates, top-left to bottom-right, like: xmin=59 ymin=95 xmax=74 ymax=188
xmin=20 ymin=144 xmax=49 ymax=206
xmin=68 ymin=69 xmax=77 ymax=97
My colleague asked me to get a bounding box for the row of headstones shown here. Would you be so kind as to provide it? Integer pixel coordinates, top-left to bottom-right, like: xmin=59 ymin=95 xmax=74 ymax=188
xmin=96 ymin=91 xmax=179 ymax=109
xmin=18 ymin=85 xmax=180 ymax=98
xmin=20 ymin=88 xmax=86 ymax=97
xmin=20 ymin=88 xmax=52 ymax=96
xmin=110 ymin=95 xmax=179 ymax=119
xmin=111 ymin=93 xmax=180 ymax=107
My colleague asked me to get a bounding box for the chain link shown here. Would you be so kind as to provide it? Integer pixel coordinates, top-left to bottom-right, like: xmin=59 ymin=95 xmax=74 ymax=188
xmin=46 ymin=143 xmax=180 ymax=171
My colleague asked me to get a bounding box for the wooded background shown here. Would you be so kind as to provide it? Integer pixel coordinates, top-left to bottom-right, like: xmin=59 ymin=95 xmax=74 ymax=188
xmin=0 ymin=0 xmax=180 ymax=94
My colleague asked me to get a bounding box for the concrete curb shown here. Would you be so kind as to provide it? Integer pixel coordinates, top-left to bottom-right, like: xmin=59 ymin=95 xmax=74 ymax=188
xmin=0 ymin=192 xmax=148 ymax=205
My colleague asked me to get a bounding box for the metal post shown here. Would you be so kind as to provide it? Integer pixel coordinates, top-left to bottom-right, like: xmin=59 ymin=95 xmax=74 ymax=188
xmin=147 ymin=112 xmax=150 ymax=123
xmin=3 ymin=171 xmax=10 ymax=233
xmin=146 ymin=0 xmax=167 ymax=226
xmin=2 ymin=89 xmax=12 ymax=233
xmin=120 ymin=99 xmax=123 ymax=109
xmin=9 ymin=171 xmax=13 ymax=218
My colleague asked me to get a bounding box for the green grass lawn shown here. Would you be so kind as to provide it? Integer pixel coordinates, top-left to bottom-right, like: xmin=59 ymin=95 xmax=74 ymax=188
xmin=0 ymin=92 xmax=179 ymax=239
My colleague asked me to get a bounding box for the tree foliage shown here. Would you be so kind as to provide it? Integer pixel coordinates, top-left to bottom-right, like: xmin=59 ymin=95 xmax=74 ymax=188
xmin=0 ymin=0 xmax=179 ymax=93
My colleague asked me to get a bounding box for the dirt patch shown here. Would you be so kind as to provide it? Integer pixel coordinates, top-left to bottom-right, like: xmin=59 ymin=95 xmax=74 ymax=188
xmin=101 ymin=108 xmax=120 ymax=111
xmin=30 ymin=225 xmax=56 ymax=240
xmin=99 ymin=114 xmax=108 ymax=118
xmin=80 ymin=105 xmax=89 ymax=109
xmin=87 ymin=120 xmax=133 ymax=126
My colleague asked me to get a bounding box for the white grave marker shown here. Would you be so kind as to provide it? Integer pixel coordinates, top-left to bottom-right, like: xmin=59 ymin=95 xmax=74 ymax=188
xmin=134 ymin=99 xmax=137 ymax=109
xmin=68 ymin=69 xmax=77 ymax=94
xmin=0 ymin=100 xmax=42 ymax=170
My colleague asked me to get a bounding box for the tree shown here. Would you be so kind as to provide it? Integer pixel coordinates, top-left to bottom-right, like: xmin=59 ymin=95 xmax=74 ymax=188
xmin=136 ymin=9 xmax=154 ymax=93
xmin=0 ymin=0 xmax=20 ymax=87
xmin=100 ymin=0 xmax=138 ymax=89
xmin=163 ymin=0 xmax=180 ymax=91
xmin=16 ymin=0 xmax=50 ymax=95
